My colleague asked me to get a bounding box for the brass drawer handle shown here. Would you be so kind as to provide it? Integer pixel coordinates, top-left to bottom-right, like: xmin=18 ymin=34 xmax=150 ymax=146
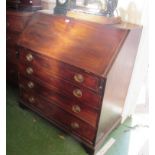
xmin=71 ymin=122 xmax=79 ymax=129
xmin=27 ymin=81 xmax=34 ymax=88
xmin=74 ymin=74 xmax=84 ymax=83
xmin=72 ymin=105 xmax=81 ymax=113
xmin=28 ymin=97 xmax=35 ymax=103
xmin=26 ymin=53 xmax=33 ymax=62
xmin=73 ymin=89 xmax=82 ymax=98
xmin=26 ymin=67 xmax=33 ymax=74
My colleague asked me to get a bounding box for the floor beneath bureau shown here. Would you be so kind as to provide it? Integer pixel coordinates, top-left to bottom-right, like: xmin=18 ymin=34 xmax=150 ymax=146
xmin=6 ymin=85 xmax=149 ymax=155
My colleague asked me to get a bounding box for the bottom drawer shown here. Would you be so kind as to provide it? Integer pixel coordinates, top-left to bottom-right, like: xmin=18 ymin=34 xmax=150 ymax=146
xmin=20 ymin=90 xmax=96 ymax=144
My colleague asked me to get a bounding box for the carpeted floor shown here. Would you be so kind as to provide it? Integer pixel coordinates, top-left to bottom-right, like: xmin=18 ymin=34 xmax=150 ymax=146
xmin=6 ymin=85 xmax=148 ymax=155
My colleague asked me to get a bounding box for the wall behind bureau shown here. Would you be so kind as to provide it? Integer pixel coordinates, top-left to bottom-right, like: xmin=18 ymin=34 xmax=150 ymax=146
xmin=118 ymin=0 xmax=148 ymax=121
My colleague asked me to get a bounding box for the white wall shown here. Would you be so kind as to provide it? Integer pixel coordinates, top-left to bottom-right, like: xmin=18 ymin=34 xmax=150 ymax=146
xmin=117 ymin=0 xmax=147 ymax=25
xmin=117 ymin=0 xmax=149 ymax=121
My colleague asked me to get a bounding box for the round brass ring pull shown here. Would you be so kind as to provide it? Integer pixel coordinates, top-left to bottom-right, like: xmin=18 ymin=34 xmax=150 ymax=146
xmin=74 ymin=74 xmax=84 ymax=83
xmin=26 ymin=53 xmax=33 ymax=62
xmin=26 ymin=67 xmax=33 ymax=74
xmin=28 ymin=97 xmax=35 ymax=103
xmin=73 ymin=89 xmax=82 ymax=98
xmin=27 ymin=81 xmax=34 ymax=88
xmin=72 ymin=105 xmax=81 ymax=113
xmin=71 ymin=122 xmax=79 ymax=129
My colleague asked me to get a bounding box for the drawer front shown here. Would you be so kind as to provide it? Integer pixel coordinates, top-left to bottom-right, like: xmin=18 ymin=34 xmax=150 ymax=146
xmin=19 ymin=49 xmax=103 ymax=93
xmin=19 ymin=64 xmax=102 ymax=108
xmin=19 ymin=75 xmax=98 ymax=127
xmin=20 ymin=90 xmax=96 ymax=143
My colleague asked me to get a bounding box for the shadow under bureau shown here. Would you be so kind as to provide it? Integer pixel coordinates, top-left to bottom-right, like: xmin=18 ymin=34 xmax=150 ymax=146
xmin=17 ymin=12 xmax=142 ymax=154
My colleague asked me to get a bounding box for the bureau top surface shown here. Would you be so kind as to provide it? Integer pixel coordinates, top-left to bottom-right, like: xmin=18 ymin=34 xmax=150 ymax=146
xmin=18 ymin=12 xmax=132 ymax=77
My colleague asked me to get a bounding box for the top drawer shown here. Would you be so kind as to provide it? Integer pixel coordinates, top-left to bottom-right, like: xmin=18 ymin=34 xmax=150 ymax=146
xmin=19 ymin=48 xmax=105 ymax=93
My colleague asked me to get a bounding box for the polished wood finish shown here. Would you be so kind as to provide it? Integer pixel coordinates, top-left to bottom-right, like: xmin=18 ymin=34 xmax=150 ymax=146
xmin=18 ymin=12 xmax=142 ymax=154
xmin=18 ymin=13 xmax=129 ymax=76
xmin=19 ymin=48 xmax=103 ymax=93
xmin=7 ymin=12 xmax=33 ymax=32
xmin=19 ymin=64 xmax=102 ymax=108
xmin=6 ymin=10 xmax=33 ymax=85
xmin=19 ymin=75 xmax=98 ymax=127
xmin=20 ymin=89 xmax=97 ymax=143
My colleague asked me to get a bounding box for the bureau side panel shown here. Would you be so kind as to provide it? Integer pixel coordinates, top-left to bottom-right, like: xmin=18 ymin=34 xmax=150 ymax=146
xmin=95 ymin=28 xmax=142 ymax=149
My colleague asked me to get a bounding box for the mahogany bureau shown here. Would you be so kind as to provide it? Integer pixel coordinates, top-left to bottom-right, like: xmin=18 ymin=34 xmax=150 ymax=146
xmin=17 ymin=12 xmax=142 ymax=154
